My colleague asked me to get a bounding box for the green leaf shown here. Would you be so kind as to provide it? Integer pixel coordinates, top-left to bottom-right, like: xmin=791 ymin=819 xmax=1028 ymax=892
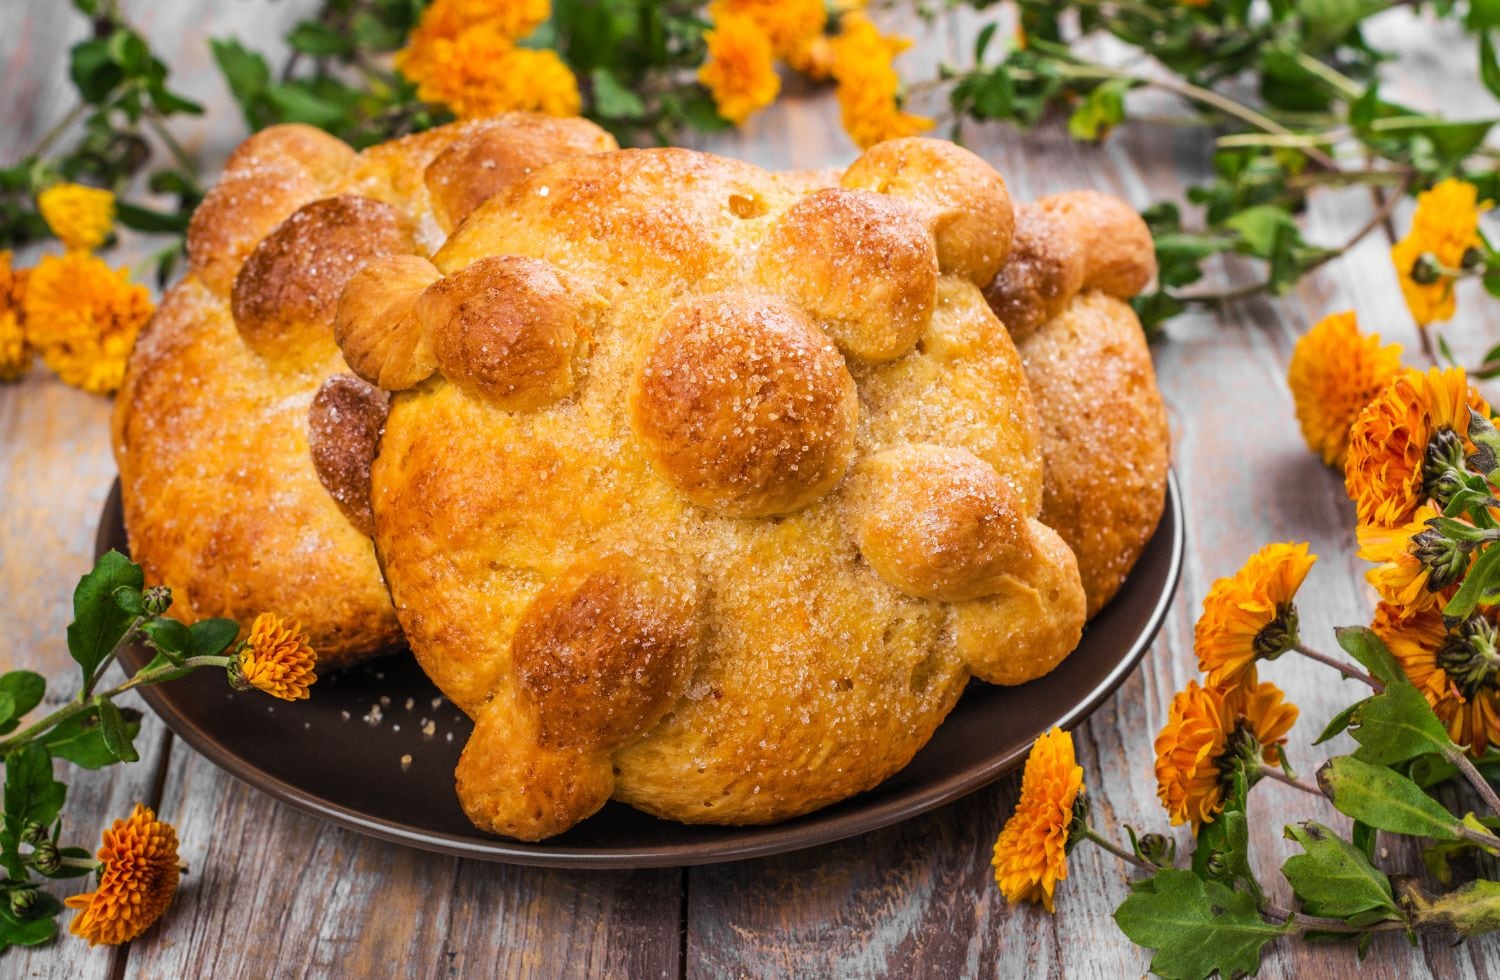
xmin=42 ymin=709 xmax=139 ymax=771
xmin=69 ymin=39 xmax=122 ymax=102
xmin=210 ymin=38 xmax=272 ymax=130
xmin=1315 ymin=699 xmax=1366 ymax=745
xmin=115 ymin=201 xmax=189 ymax=234
xmin=95 ymin=698 xmax=139 ymax=764
xmin=1317 ymin=755 xmax=1465 ymax=840
xmin=1225 ymin=205 xmax=1298 ymax=259
xmin=1349 ymin=681 xmax=1455 ymax=765
xmin=140 ymin=617 xmax=192 ymax=664
xmin=0 ymin=900 xmax=58 ymax=952
xmin=264 ymin=82 xmax=350 ymax=128
xmin=1482 ymin=34 xmax=1500 ymax=102
xmin=0 ymin=672 xmax=44 ymax=736
xmin=1334 ymin=627 xmax=1406 ymax=687
xmin=1067 ymin=78 xmax=1132 ymax=141
xmin=66 ymin=551 xmax=144 ymax=688
xmin=1 ymin=745 xmax=65 ymax=878
xmin=287 ymin=20 xmax=353 ymax=57
xmin=1114 ymin=869 xmax=1288 ymax=980
xmin=591 ymin=68 xmax=646 ymax=120
xmin=1446 ymin=543 xmax=1500 ymax=620
xmin=1282 ymin=821 xmax=1402 ymax=922
xmin=189 ymin=618 xmax=239 ymax=658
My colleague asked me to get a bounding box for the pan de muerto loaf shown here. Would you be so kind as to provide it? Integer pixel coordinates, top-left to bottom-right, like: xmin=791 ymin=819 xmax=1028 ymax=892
xmin=111 ymin=114 xmax=617 ymax=666
xmin=984 ymin=189 xmax=1170 ymax=616
xmin=337 ymin=138 xmax=1088 ymax=839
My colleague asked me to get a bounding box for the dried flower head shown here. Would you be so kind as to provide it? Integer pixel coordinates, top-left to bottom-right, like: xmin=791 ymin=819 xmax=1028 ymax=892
xmin=1345 ymin=367 xmax=1491 ymax=528
xmin=1194 ymin=542 xmax=1317 ymax=690
xmin=1390 ymin=179 xmax=1490 ymax=326
xmin=37 ymin=183 xmax=116 ymax=252
xmin=1287 ymin=311 xmax=1403 ymax=467
xmin=0 ymin=250 xmax=31 ymax=382
xmin=234 ymin=613 xmax=318 ymax=701
xmin=1154 ymin=676 xmax=1297 ymax=832
xmin=1358 ymin=503 xmax=1468 ymax=615
xmin=64 ymin=804 xmax=180 ymax=946
xmin=698 ymin=13 xmax=782 ymax=125
xmin=21 ymin=251 xmax=153 ymax=394
xmin=830 ymin=13 xmax=933 ymax=149
xmin=992 ymin=727 xmax=1084 ymax=912
xmin=1374 ymin=602 xmax=1500 ymax=756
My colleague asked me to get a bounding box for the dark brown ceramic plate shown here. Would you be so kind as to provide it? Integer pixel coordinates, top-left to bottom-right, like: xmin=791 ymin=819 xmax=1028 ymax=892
xmin=97 ymin=472 xmax=1182 ymax=868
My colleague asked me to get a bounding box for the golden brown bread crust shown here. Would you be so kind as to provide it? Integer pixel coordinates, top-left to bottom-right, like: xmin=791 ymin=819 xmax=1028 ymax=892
xmin=113 ymin=115 xmax=618 ymax=666
xmin=350 ymin=139 xmax=1086 ymax=838
xmin=1018 ymin=291 xmax=1170 ymax=616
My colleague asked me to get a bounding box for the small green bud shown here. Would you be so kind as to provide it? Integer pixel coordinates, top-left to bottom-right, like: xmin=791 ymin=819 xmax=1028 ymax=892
xmin=20 ymin=820 xmax=47 ymax=845
xmin=1135 ymin=832 xmax=1176 ymax=868
xmin=1204 ymin=850 xmax=1229 ymax=879
xmin=1438 ymin=615 xmax=1500 ymax=698
xmin=1461 ymin=246 xmax=1486 ymax=272
xmin=1410 ymin=252 xmax=1443 ymax=285
xmin=141 ymin=585 xmax=172 ymax=617
xmin=1412 ymin=528 xmax=1471 ymax=592
xmin=30 ymin=840 xmax=61 ymax=875
xmin=1424 ymin=426 xmax=1469 ymax=507
xmin=8 ymin=888 xmax=36 ymax=918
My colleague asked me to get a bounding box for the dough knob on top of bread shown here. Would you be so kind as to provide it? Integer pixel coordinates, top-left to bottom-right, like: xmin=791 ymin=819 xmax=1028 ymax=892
xmin=457 ymin=551 xmax=700 ymax=840
xmin=754 ymin=188 xmax=938 ymax=363
xmin=421 ymin=255 xmax=602 ymax=410
xmin=424 ymin=114 xmax=618 ymax=232
xmin=231 ymin=194 xmax=415 ymax=363
xmin=841 ymin=137 xmax=1014 ymax=286
xmin=308 ymin=374 xmax=389 ymax=538
xmin=984 ymin=188 xmax=1156 ymax=340
xmin=629 ymin=291 xmax=859 ymax=517
xmin=335 ymin=254 xmax=443 ymax=390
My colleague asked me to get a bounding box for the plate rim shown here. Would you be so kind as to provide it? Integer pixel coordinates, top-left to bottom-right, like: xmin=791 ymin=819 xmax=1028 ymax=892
xmin=97 ymin=470 xmax=1184 ymax=869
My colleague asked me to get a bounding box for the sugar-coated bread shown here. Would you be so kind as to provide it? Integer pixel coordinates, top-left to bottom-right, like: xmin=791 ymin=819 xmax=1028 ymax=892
xmin=347 ymin=140 xmax=1087 ymax=839
xmin=113 ymin=115 xmax=619 ymax=666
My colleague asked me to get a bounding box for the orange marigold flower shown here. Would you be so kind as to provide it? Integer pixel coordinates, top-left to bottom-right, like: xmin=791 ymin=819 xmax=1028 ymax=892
xmin=1390 ymin=179 xmax=1490 ymax=326
xmin=1194 ymin=542 xmax=1317 ymax=690
xmin=1154 ymin=676 xmax=1298 ymax=832
xmin=0 ymin=250 xmax=30 ymax=381
xmin=21 ymin=251 xmax=153 ymax=395
xmin=1345 ymin=367 xmax=1492 ymax=528
xmin=711 ymin=0 xmax=830 ymax=76
xmin=396 ymin=23 xmax=580 ymax=119
xmin=37 ymin=183 xmax=116 ymax=252
xmin=992 ymin=727 xmax=1084 ymax=912
xmin=1374 ymin=602 xmax=1500 ymax=756
xmin=829 ymin=13 xmax=934 ymax=149
xmin=406 ymin=0 xmax=550 ymax=50
xmin=699 ymin=13 xmax=782 ymax=125
xmin=235 ymin=612 xmax=318 ymax=701
xmin=1287 ymin=311 xmax=1403 ymax=467
xmin=1358 ymin=503 xmax=1469 ymax=616
xmin=65 ymin=804 xmax=180 ymax=946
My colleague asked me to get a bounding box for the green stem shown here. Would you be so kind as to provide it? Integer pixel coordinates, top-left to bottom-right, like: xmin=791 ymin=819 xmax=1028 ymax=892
xmin=1263 ymin=902 xmax=1409 ymax=934
xmin=0 ymin=655 xmax=230 ymax=756
xmin=28 ymin=103 xmax=86 ymax=159
xmin=1290 ymin=50 xmax=1366 ymax=101
xmin=145 ymin=112 xmax=197 ymax=178
xmin=1257 ymin=765 xmax=1322 ymax=797
xmin=1446 ymin=747 xmax=1500 ymax=819
xmin=82 ymin=616 xmax=141 ymax=698
xmin=1083 ymin=827 xmax=1155 ymax=872
xmin=1291 ymin=642 xmax=1384 ymax=691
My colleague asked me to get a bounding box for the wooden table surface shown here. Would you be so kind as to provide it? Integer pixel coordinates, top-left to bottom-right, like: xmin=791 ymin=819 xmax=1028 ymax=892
xmin=4 ymin=2 xmax=1500 ymax=977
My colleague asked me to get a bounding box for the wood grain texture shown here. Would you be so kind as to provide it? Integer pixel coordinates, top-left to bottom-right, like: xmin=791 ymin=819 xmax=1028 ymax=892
xmin=2 ymin=1 xmax=1499 ymax=977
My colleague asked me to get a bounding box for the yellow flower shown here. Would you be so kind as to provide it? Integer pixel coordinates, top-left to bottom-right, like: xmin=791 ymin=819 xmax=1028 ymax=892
xmin=1154 ymin=676 xmax=1298 ymax=832
xmin=992 ymin=727 xmax=1083 ymax=912
xmin=1391 ymin=179 xmax=1490 ymax=326
xmin=37 ymin=183 xmax=116 ymax=252
xmin=21 ymin=251 xmax=153 ymax=395
xmin=1194 ymin=542 xmax=1317 ymax=691
xmin=829 ymin=13 xmax=934 ymax=149
xmin=1287 ymin=311 xmax=1403 ymax=467
xmin=710 ymin=0 xmax=830 ymax=76
xmin=699 ymin=14 xmax=781 ymax=125
xmin=65 ymin=804 xmax=180 ymax=946
xmin=396 ymin=22 xmax=580 ymax=120
xmin=1345 ymin=367 xmax=1491 ymax=528
xmin=235 ymin=613 xmax=318 ymax=701
xmin=1358 ymin=503 xmax=1468 ymax=616
xmin=0 ymin=250 xmax=30 ymax=381
xmin=1373 ymin=602 xmax=1500 ymax=756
